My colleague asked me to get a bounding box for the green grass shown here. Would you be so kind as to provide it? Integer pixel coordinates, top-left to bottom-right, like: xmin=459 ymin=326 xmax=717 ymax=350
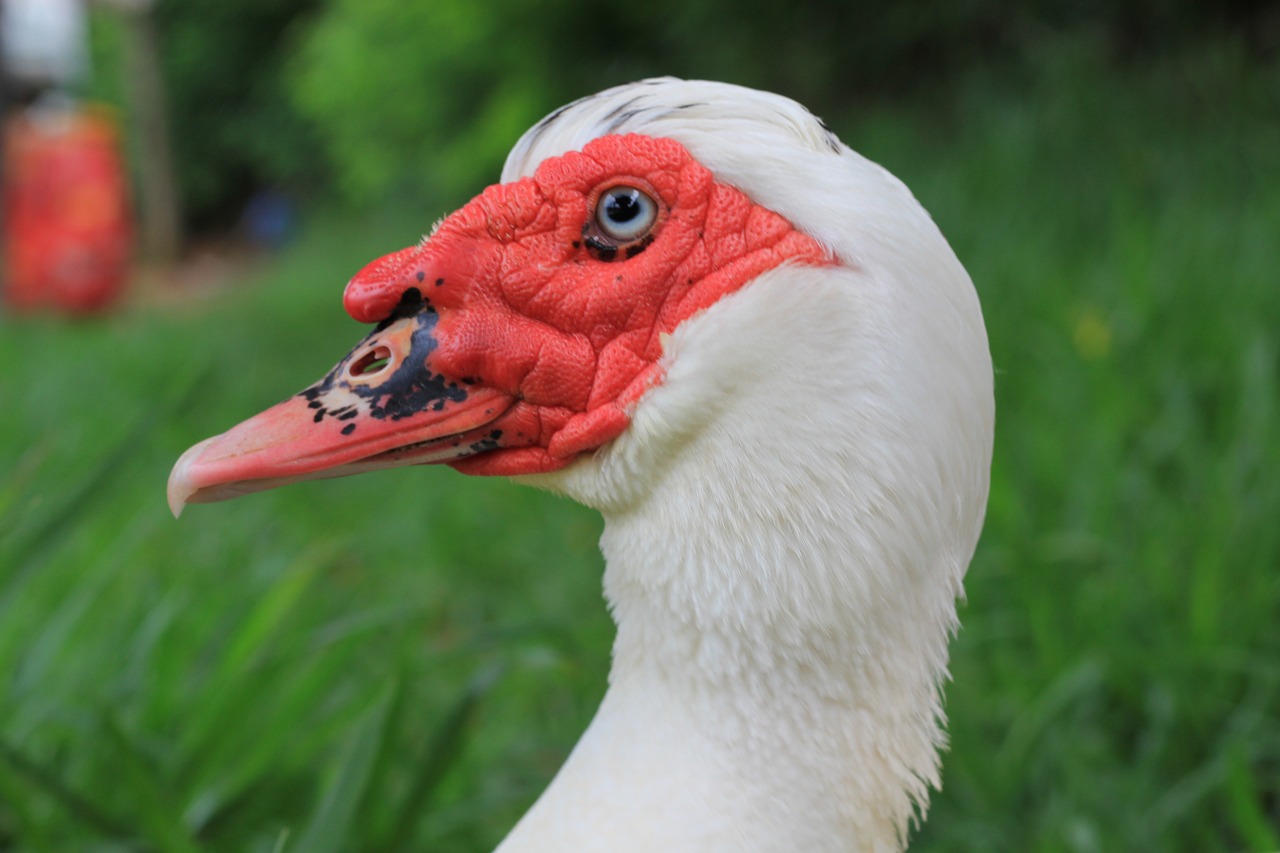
xmin=2 ymin=39 xmax=1277 ymax=852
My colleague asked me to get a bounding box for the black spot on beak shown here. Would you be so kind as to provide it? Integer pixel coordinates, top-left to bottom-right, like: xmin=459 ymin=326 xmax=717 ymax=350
xmin=296 ymin=308 xmax=470 ymax=428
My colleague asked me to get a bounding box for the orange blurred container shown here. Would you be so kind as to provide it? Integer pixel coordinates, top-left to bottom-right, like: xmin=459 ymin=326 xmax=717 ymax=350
xmin=3 ymin=104 xmax=133 ymax=313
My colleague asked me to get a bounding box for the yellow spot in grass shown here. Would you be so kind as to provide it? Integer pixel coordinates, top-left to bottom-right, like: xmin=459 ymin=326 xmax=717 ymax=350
xmin=1073 ymin=309 xmax=1111 ymax=360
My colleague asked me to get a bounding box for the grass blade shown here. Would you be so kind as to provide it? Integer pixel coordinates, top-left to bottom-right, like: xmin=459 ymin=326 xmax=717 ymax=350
xmin=177 ymin=545 xmax=329 ymax=780
xmin=0 ymin=738 xmax=135 ymax=841
xmin=1225 ymin=743 xmax=1280 ymax=852
xmin=382 ymin=665 xmax=502 ymax=848
xmin=101 ymin=711 xmax=204 ymax=853
xmin=0 ymin=414 xmax=151 ymax=582
xmin=0 ymin=368 xmax=208 ymax=580
xmin=289 ymin=680 xmax=398 ymax=853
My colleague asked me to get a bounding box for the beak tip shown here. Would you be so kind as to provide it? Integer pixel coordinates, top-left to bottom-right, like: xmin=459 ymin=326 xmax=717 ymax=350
xmin=167 ymin=436 xmax=215 ymax=518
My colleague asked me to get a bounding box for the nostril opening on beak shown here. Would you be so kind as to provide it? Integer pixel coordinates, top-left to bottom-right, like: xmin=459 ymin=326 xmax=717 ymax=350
xmin=348 ymin=345 xmax=393 ymax=379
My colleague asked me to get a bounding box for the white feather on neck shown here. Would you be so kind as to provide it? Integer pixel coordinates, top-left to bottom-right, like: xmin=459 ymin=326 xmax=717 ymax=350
xmin=496 ymin=79 xmax=993 ymax=852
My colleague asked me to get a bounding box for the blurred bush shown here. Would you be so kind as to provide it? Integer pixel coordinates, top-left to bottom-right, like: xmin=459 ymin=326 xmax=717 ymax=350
xmin=288 ymin=0 xmax=557 ymax=206
xmin=86 ymin=0 xmax=327 ymax=232
xmin=286 ymin=0 xmax=1276 ymax=209
xmin=156 ymin=0 xmax=325 ymax=230
xmin=96 ymin=0 xmax=1277 ymax=229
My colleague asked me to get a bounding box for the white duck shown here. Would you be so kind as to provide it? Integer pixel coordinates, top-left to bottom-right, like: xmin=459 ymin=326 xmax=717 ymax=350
xmin=169 ymin=79 xmax=994 ymax=853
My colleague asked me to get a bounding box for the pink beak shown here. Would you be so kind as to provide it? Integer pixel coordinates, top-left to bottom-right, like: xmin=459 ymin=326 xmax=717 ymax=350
xmin=167 ymin=304 xmax=514 ymax=517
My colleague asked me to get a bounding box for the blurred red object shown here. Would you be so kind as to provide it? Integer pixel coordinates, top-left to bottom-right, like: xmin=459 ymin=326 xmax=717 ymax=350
xmin=3 ymin=104 xmax=133 ymax=313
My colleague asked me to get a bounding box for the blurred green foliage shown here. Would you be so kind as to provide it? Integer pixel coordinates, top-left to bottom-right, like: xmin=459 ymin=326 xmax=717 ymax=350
xmin=285 ymin=0 xmax=1277 ymax=209
xmin=288 ymin=0 xmax=556 ymax=205
xmin=88 ymin=0 xmax=1277 ymax=227
xmin=88 ymin=0 xmax=326 ymax=231
xmin=153 ymin=0 xmax=325 ymax=230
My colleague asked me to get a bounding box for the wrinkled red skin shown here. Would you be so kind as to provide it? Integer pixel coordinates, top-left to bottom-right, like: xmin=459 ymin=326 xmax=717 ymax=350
xmin=344 ymin=134 xmax=830 ymax=477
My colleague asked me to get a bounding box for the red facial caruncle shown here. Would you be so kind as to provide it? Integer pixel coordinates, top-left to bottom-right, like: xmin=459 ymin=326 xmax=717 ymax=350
xmin=168 ymin=133 xmax=829 ymax=512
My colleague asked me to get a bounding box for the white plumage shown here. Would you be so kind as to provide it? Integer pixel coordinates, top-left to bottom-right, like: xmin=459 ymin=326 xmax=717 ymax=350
xmin=496 ymin=80 xmax=993 ymax=852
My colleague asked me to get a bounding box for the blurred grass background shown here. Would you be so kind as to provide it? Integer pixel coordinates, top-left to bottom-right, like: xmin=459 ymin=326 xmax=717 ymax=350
xmin=2 ymin=1 xmax=1279 ymax=851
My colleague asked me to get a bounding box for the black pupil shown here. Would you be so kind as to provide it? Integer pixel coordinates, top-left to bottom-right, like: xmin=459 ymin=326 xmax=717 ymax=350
xmin=605 ymin=190 xmax=641 ymax=223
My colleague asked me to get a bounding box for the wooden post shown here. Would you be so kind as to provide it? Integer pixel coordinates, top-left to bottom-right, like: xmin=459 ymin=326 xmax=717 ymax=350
xmin=107 ymin=0 xmax=182 ymax=264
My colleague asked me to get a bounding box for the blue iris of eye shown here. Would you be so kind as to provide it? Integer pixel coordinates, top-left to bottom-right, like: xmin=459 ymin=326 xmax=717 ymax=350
xmin=595 ymin=186 xmax=657 ymax=242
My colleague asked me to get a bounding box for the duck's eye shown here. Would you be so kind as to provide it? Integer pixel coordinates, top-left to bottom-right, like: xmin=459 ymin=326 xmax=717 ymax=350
xmin=595 ymin=186 xmax=658 ymax=243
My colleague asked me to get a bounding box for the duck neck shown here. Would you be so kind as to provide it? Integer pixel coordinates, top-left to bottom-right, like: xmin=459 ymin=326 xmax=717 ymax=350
xmin=499 ymin=268 xmax=978 ymax=852
xmin=500 ymin=490 xmax=958 ymax=853
xmin=596 ymin=490 xmax=952 ymax=853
